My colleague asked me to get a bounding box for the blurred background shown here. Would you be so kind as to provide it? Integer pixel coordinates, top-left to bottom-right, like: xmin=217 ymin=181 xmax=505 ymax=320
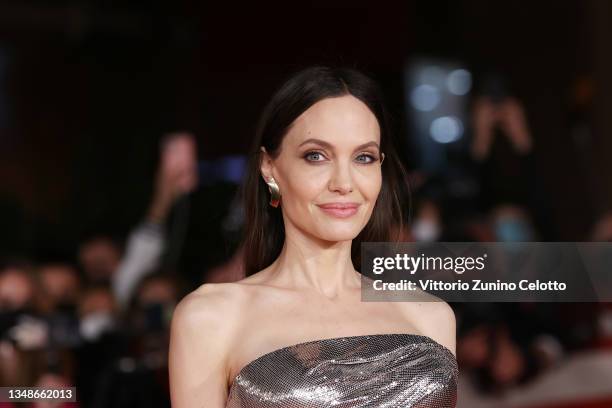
xmin=1 ymin=1 xmax=612 ymax=407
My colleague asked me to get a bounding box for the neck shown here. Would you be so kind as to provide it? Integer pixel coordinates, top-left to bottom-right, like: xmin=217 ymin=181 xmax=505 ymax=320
xmin=267 ymin=226 xmax=361 ymax=299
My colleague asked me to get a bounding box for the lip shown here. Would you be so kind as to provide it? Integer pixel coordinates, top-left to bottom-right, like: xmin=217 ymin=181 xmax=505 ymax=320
xmin=316 ymin=202 xmax=360 ymax=218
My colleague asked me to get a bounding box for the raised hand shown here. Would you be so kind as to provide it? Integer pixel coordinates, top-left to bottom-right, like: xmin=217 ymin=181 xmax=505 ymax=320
xmin=147 ymin=132 xmax=199 ymax=223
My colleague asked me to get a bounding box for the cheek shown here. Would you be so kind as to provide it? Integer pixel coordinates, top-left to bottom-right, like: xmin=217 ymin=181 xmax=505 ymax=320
xmin=279 ymin=166 xmax=328 ymax=208
xmin=355 ymin=167 xmax=383 ymax=201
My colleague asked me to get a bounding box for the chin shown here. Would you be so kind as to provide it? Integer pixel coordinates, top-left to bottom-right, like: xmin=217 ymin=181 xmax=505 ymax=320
xmin=315 ymin=223 xmax=364 ymax=243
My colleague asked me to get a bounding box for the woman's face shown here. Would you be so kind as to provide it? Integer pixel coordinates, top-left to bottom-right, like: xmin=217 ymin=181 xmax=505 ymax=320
xmin=261 ymin=95 xmax=383 ymax=243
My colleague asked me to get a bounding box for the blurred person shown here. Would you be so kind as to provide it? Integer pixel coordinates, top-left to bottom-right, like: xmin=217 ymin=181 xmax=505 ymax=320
xmin=0 ymin=344 xmax=47 ymax=388
xmin=471 ymin=74 xmax=532 ymax=162
xmin=456 ymin=306 xmax=534 ymax=395
xmin=458 ymin=322 xmax=528 ymax=395
xmin=78 ymin=286 xmax=116 ymax=317
xmin=457 ymin=325 xmax=490 ymax=370
xmin=170 ymin=66 xmax=458 ymax=407
xmin=30 ymin=371 xmax=79 ymax=408
xmin=88 ymin=356 xmax=170 ymax=408
xmin=37 ymin=263 xmax=81 ymax=315
xmin=77 ymin=285 xmax=117 ymax=342
xmin=0 ymin=368 xmax=80 ymax=407
xmin=146 ymin=133 xmax=198 ymax=226
xmin=460 ymin=323 xmax=531 ymax=396
xmin=35 ymin=263 xmax=82 ymax=350
xmin=488 ymin=206 xmax=582 ymax=372
xmin=490 ymin=203 xmax=538 ymax=242
xmin=490 ymin=205 xmax=599 ymax=350
xmin=0 ymin=263 xmax=47 ymax=352
xmin=407 ymin=171 xmax=481 ymax=242
xmin=84 ymin=273 xmax=182 ymax=408
xmin=136 ymin=273 xmax=180 ymax=308
xmin=411 ymin=198 xmax=443 ymax=242
xmin=0 ymin=262 xmax=37 ymax=311
xmin=456 ymin=300 xmax=587 ymax=396
xmin=447 ymin=219 xmax=535 ymax=393
xmin=0 ymin=263 xmax=49 ymax=387
xmin=470 ymin=74 xmax=557 ymax=240
xmin=72 ymin=134 xmax=196 ymax=407
xmin=487 ymin=325 xmax=528 ymax=391
xmin=130 ymin=272 xmax=184 ymax=363
xmin=131 ymin=272 xmax=181 ymax=338
xmin=111 ymin=132 xmax=197 ymax=309
xmin=78 ymin=133 xmax=198 ymax=308
xmin=73 ymin=284 xmax=125 ymax=408
xmin=77 ymin=236 xmax=122 ymax=285
xmin=0 ymin=343 xmax=70 ymax=393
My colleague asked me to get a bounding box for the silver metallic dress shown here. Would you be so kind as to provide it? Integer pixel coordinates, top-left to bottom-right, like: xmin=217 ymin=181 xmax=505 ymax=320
xmin=226 ymin=333 xmax=458 ymax=407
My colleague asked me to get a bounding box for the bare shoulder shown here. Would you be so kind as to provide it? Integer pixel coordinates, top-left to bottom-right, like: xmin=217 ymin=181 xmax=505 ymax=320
xmin=172 ymin=282 xmax=246 ymax=331
xmin=393 ymin=291 xmax=456 ymax=357
xmin=417 ymin=299 xmax=457 ymax=357
xmin=172 ymin=270 xmax=276 ymax=331
xmin=169 ymin=282 xmax=249 ymax=407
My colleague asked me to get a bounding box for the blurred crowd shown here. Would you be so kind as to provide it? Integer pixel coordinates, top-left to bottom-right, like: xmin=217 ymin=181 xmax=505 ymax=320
xmin=1 ymin=86 xmax=612 ymax=408
xmin=0 ymin=134 xmax=198 ymax=407
xmin=406 ymin=84 xmax=612 ymax=405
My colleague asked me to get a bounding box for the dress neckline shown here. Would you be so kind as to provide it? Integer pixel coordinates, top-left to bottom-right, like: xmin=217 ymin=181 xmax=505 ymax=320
xmin=227 ymin=332 xmax=455 ymax=392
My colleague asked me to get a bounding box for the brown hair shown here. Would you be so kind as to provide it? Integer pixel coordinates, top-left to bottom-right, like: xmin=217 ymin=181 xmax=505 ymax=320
xmin=239 ymin=66 xmax=410 ymax=276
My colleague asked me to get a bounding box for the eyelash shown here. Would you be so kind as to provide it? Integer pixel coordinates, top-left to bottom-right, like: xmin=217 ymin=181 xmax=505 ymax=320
xmin=303 ymin=150 xmax=378 ymax=164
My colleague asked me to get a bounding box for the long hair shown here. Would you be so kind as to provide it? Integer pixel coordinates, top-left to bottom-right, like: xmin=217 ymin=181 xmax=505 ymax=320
xmin=239 ymin=66 xmax=410 ymax=276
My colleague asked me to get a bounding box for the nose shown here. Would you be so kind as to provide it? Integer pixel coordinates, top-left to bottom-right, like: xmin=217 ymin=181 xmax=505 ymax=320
xmin=328 ymin=160 xmax=353 ymax=195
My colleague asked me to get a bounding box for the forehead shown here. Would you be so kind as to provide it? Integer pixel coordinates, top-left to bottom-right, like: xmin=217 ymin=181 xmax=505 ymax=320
xmin=284 ymin=95 xmax=381 ymax=147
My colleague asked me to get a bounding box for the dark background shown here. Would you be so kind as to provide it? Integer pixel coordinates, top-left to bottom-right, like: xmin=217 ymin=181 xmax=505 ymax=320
xmin=0 ymin=0 xmax=611 ymax=260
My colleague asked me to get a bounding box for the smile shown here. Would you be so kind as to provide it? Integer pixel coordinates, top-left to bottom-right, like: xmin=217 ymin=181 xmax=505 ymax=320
xmin=316 ymin=202 xmax=360 ymax=218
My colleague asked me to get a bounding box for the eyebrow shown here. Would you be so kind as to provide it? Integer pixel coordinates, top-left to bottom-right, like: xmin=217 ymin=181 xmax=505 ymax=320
xmin=298 ymin=138 xmax=380 ymax=151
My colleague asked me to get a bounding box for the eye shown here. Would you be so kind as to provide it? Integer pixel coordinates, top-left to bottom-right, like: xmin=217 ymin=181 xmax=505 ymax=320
xmin=303 ymin=151 xmax=326 ymax=162
xmin=355 ymin=153 xmax=377 ymax=164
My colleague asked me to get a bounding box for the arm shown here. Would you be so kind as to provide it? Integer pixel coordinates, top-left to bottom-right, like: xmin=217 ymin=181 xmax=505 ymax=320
xmin=112 ymin=133 xmax=198 ymax=308
xmin=112 ymin=220 xmax=165 ymax=308
xmin=169 ymin=284 xmax=237 ymax=408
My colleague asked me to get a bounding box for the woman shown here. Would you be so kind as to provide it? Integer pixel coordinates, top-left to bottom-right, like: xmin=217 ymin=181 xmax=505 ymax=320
xmin=169 ymin=66 xmax=458 ymax=407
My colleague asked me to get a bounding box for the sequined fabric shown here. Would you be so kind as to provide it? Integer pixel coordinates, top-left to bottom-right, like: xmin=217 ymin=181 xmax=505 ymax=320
xmin=226 ymin=333 xmax=458 ymax=407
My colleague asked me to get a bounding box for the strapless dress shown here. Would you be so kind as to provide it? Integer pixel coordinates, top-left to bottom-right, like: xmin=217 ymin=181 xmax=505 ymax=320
xmin=226 ymin=333 xmax=458 ymax=407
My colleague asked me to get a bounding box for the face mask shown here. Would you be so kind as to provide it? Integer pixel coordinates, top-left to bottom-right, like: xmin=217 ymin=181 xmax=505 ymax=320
xmin=494 ymin=218 xmax=533 ymax=242
xmin=141 ymin=302 xmax=176 ymax=332
xmin=412 ymin=219 xmax=441 ymax=242
xmin=80 ymin=312 xmax=115 ymax=341
xmin=1 ymin=308 xmax=36 ymax=340
xmin=9 ymin=315 xmax=49 ymax=350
